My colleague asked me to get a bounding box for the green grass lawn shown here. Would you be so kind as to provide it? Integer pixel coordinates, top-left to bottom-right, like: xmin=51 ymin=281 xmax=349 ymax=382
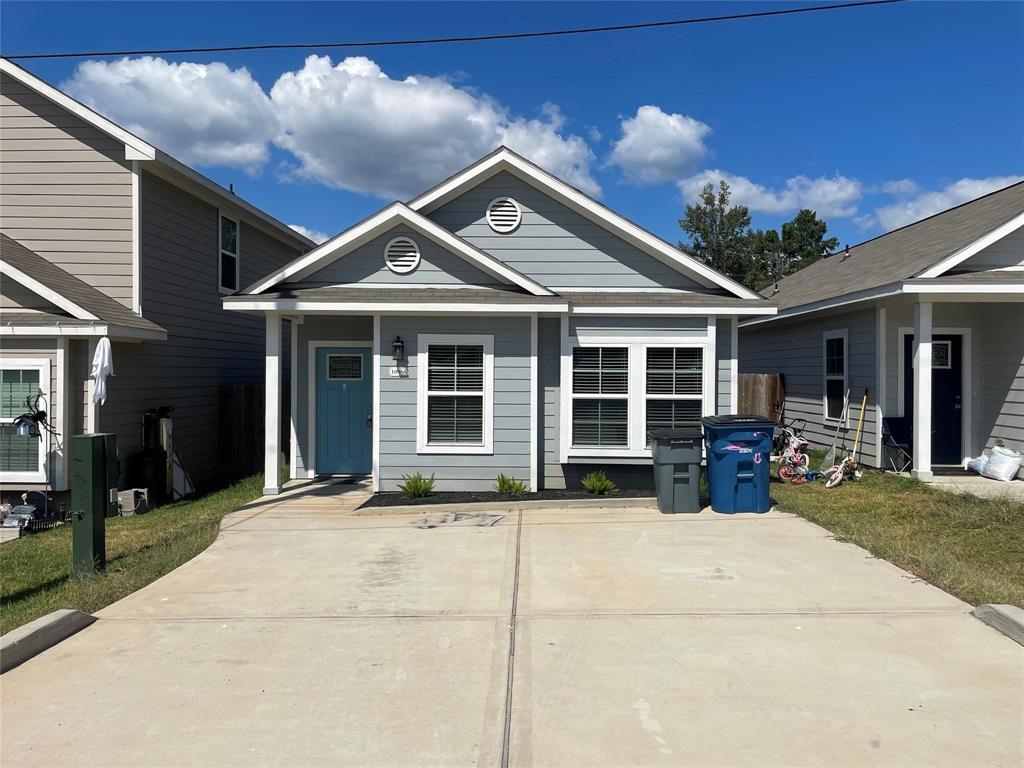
xmin=1 ymin=475 xmax=263 ymax=635
xmin=771 ymin=461 xmax=1024 ymax=608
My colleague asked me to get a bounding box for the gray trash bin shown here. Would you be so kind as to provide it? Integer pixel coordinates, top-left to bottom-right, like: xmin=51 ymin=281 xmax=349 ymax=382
xmin=649 ymin=427 xmax=703 ymax=514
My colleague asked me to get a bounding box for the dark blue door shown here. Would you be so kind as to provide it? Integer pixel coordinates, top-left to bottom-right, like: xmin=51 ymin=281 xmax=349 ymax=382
xmin=903 ymin=334 xmax=962 ymax=465
xmin=316 ymin=347 xmax=372 ymax=475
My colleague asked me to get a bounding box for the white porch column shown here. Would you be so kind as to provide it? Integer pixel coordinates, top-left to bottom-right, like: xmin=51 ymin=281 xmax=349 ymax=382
xmin=912 ymin=301 xmax=933 ymax=481
xmin=264 ymin=312 xmax=282 ymax=495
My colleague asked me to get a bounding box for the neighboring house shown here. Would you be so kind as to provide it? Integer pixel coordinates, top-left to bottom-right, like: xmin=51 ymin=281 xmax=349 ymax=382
xmin=739 ymin=182 xmax=1024 ymax=481
xmin=225 ymin=147 xmax=776 ymax=494
xmin=0 ymin=58 xmax=312 ymax=497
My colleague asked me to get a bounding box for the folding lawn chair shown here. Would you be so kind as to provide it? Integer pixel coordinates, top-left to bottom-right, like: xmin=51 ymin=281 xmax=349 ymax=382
xmin=881 ymin=417 xmax=913 ymax=473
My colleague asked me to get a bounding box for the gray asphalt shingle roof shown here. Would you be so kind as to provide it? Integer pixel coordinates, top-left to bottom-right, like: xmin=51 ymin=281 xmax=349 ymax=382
xmin=1 ymin=233 xmax=166 ymax=334
xmin=765 ymin=181 xmax=1024 ymax=311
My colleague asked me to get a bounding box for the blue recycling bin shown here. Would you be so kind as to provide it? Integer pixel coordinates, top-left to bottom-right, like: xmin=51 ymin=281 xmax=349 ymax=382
xmin=702 ymin=415 xmax=775 ymax=514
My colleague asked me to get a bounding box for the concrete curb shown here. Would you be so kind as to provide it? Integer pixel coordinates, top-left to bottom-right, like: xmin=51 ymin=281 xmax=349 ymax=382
xmin=1 ymin=609 xmax=97 ymax=673
xmin=972 ymin=604 xmax=1024 ymax=646
xmin=355 ymin=495 xmax=659 ymax=516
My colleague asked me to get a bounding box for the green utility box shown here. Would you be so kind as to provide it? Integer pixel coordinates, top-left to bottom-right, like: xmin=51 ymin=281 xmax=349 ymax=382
xmin=71 ymin=433 xmax=118 ymax=577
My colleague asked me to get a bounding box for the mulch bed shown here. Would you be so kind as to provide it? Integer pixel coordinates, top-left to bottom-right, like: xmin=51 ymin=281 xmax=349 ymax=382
xmin=360 ymin=488 xmax=655 ymax=509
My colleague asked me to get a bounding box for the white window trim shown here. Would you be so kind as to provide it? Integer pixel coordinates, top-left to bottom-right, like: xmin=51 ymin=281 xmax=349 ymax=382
xmin=823 ymin=329 xmax=849 ymax=425
xmin=0 ymin=357 xmax=50 ymax=484
xmin=569 ymin=344 xmax=632 ymax=453
xmin=416 ymin=333 xmax=494 ymax=455
xmin=561 ymin=330 xmax=714 ymax=461
xmin=218 ymin=212 xmax=241 ymax=295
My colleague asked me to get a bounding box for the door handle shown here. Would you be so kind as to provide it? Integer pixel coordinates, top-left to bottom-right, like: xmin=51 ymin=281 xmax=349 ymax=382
xmin=366 ymin=413 xmax=373 ymax=426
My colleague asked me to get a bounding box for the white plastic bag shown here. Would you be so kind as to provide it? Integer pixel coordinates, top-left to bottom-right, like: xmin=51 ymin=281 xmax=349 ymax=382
xmin=966 ymin=455 xmax=988 ymax=475
xmin=981 ymin=446 xmax=1023 ymax=482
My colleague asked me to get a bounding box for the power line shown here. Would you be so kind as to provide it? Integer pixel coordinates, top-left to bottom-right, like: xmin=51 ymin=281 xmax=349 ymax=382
xmin=5 ymin=0 xmax=906 ymax=60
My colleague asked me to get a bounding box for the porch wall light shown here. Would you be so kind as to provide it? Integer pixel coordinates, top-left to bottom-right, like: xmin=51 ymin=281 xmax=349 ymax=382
xmin=392 ymin=336 xmax=405 ymax=362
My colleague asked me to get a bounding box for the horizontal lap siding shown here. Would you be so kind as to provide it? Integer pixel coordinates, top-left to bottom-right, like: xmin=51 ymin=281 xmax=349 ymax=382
xmin=979 ymin=303 xmax=1023 ymax=470
xmin=739 ymin=308 xmax=880 ymax=466
xmin=717 ymin=318 xmax=734 ymax=415
xmin=0 ymin=73 xmax=134 ymax=307
xmin=379 ymin=315 xmax=531 ymax=492
xmin=297 ymin=226 xmax=504 ymax=287
xmin=98 ymin=172 xmax=303 ymax=487
xmin=293 ymin=316 xmax=374 ymax=478
xmin=427 ymin=171 xmax=703 ymax=290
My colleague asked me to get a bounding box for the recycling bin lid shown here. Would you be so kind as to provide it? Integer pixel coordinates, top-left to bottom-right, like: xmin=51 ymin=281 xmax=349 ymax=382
xmin=647 ymin=426 xmax=704 ymax=441
xmin=701 ymin=414 xmax=777 ymax=428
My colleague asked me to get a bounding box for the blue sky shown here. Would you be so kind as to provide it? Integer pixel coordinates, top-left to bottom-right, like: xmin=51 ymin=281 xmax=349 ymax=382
xmin=4 ymin=1 xmax=1022 ymax=248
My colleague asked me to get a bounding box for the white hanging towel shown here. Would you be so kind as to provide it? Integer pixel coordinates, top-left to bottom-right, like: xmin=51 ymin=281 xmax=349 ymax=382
xmin=90 ymin=337 xmax=114 ymax=405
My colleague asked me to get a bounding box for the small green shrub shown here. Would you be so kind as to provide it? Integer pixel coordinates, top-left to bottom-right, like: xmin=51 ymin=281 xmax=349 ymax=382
xmin=399 ymin=472 xmax=436 ymax=498
xmin=495 ymin=474 xmax=528 ymax=495
xmin=581 ymin=470 xmax=617 ymax=496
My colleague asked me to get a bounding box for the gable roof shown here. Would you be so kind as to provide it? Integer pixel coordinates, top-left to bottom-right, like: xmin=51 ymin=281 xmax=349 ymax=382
xmin=242 ymin=202 xmax=555 ymax=297
xmin=0 ymin=58 xmax=313 ymax=251
xmin=407 ymin=146 xmax=762 ymax=300
xmin=0 ymin=234 xmax=166 ymax=338
xmin=763 ymin=180 xmax=1024 ymax=314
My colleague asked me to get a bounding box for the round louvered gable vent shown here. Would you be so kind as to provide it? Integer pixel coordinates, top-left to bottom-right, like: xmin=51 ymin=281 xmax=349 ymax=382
xmin=486 ymin=197 xmax=522 ymax=233
xmin=384 ymin=236 xmax=421 ymax=274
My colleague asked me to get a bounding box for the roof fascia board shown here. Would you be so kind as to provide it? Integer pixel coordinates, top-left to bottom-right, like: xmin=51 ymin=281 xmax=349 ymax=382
xmin=903 ymin=283 xmax=1024 ymax=295
xmin=0 ymin=58 xmax=156 ymax=160
xmin=739 ymin=282 xmax=904 ymax=328
xmin=573 ymin=303 xmax=778 ymax=315
xmin=0 ymin=323 xmax=166 ymax=341
xmin=917 ymin=211 xmax=1024 ymax=278
xmin=407 ymin=149 xmax=761 ymax=301
xmin=244 ymin=204 xmax=553 ymax=297
xmin=147 ymin=154 xmax=314 ymax=250
xmin=223 ymin=299 xmax=567 ymax=314
xmin=0 ymin=261 xmax=98 ymax=320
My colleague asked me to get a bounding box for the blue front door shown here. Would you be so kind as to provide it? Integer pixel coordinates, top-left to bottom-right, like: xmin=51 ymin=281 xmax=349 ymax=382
xmin=316 ymin=347 xmax=372 ymax=475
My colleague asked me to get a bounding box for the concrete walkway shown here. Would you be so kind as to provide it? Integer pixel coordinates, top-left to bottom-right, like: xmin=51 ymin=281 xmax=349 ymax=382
xmin=2 ymin=487 xmax=1021 ymax=767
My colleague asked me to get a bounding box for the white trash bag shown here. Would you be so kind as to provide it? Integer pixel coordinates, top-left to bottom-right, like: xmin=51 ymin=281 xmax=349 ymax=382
xmin=981 ymin=446 xmax=1023 ymax=483
xmin=965 ymin=455 xmax=989 ymax=475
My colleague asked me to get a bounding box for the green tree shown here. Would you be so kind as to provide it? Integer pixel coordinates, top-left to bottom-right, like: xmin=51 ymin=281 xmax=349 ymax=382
xmin=781 ymin=209 xmax=839 ymax=272
xmin=678 ymin=181 xmax=751 ymax=281
xmin=679 ymin=182 xmax=841 ymax=292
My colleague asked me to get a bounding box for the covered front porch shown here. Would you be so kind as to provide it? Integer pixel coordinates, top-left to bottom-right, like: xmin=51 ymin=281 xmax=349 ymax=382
xmin=878 ymin=283 xmax=1023 ymax=482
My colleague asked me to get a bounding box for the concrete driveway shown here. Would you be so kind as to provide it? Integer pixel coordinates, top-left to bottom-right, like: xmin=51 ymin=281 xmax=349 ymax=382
xmin=2 ymin=484 xmax=1021 ymax=767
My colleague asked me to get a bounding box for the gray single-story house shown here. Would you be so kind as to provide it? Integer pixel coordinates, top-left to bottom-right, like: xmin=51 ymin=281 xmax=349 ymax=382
xmin=739 ymin=181 xmax=1023 ymax=481
xmin=225 ymin=147 xmax=776 ymax=493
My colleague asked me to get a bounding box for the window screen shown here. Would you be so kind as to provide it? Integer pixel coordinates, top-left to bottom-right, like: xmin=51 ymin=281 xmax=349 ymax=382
xmin=571 ymin=347 xmax=628 ymax=447
xmin=426 ymin=345 xmax=484 ymax=445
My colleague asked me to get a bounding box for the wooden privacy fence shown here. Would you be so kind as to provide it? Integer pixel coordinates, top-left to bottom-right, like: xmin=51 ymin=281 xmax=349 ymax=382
xmin=739 ymin=373 xmax=784 ymax=422
xmin=218 ymin=383 xmax=290 ymax=482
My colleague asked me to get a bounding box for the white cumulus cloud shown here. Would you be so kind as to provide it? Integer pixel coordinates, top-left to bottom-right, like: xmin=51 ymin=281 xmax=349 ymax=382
xmin=869 ymin=176 xmax=1023 ymax=231
xmin=61 ymin=55 xmax=599 ymax=199
xmin=678 ymin=169 xmax=863 ymax=218
xmin=288 ymin=224 xmax=330 ymax=244
xmin=63 ymin=57 xmax=278 ymax=175
xmin=269 ymin=56 xmax=598 ymax=198
xmin=609 ymin=105 xmax=711 ymax=185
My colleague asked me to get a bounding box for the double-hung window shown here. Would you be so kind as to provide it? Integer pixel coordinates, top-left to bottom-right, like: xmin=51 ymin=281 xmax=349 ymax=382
xmin=218 ymin=214 xmax=240 ymax=293
xmin=644 ymin=347 xmax=703 ymax=443
xmin=823 ymin=331 xmax=847 ymax=422
xmin=571 ymin=347 xmax=629 ymax=447
xmin=417 ymin=335 xmax=493 ymax=454
xmin=0 ymin=360 xmax=48 ymax=483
